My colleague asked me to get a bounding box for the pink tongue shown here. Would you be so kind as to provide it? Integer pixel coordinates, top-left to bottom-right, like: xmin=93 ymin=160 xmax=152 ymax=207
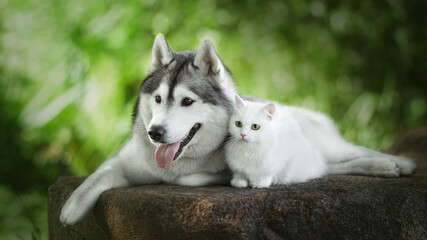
xmin=155 ymin=141 xmax=182 ymax=169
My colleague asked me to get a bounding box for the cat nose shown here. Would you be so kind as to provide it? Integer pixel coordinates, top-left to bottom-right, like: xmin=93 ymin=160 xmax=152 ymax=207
xmin=240 ymin=133 xmax=246 ymax=139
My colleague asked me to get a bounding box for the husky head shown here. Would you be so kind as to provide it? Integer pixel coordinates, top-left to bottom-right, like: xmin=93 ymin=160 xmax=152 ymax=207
xmin=134 ymin=34 xmax=237 ymax=169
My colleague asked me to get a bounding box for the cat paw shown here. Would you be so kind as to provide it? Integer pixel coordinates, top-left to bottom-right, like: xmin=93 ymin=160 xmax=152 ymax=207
xmin=250 ymin=179 xmax=272 ymax=188
xmin=231 ymin=178 xmax=248 ymax=188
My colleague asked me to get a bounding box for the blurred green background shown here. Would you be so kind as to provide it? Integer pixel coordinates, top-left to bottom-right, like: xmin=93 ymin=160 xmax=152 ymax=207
xmin=1 ymin=0 xmax=426 ymax=238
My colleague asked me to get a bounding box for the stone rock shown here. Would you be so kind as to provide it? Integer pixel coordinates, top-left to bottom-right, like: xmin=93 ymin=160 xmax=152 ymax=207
xmin=49 ymin=129 xmax=427 ymax=239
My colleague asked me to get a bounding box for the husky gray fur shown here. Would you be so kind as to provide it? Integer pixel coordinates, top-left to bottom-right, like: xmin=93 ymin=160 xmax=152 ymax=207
xmin=60 ymin=34 xmax=417 ymax=226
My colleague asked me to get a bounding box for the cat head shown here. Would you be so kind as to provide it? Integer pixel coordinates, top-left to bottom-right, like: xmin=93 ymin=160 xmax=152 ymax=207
xmin=229 ymin=95 xmax=276 ymax=143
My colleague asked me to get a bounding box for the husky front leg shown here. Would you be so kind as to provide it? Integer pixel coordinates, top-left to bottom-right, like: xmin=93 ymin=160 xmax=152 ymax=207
xmin=60 ymin=159 xmax=129 ymax=226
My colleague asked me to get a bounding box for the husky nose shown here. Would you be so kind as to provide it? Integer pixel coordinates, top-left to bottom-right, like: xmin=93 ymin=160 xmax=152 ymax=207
xmin=148 ymin=126 xmax=166 ymax=142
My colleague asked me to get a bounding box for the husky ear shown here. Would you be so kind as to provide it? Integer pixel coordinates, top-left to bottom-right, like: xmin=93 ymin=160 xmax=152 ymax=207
xmin=194 ymin=39 xmax=226 ymax=81
xmin=261 ymin=103 xmax=275 ymax=121
xmin=149 ymin=33 xmax=174 ymax=74
xmin=235 ymin=95 xmax=245 ymax=109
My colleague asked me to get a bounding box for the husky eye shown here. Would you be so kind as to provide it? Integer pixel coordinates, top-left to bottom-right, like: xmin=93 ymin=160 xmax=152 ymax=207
xmin=181 ymin=97 xmax=194 ymax=106
xmin=155 ymin=95 xmax=161 ymax=103
xmin=251 ymin=124 xmax=260 ymax=130
xmin=235 ymin=121 xmax=242 ymax=128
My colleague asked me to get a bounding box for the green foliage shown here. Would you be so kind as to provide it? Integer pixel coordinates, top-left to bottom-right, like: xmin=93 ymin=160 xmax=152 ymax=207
xmin=0 ymin=0 xmax=426 ymax=238
xmin=0 ymin=186 xmax=47 ymax=239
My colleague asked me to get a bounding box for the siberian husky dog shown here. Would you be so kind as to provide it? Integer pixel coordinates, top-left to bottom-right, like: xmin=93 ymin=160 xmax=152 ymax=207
xmin=60 ymin=34 xmax=417 ymax=226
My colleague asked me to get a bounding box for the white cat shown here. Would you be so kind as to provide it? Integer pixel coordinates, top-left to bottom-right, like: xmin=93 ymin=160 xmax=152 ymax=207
xmin=225 ymin=95 xmax=327 ymax=188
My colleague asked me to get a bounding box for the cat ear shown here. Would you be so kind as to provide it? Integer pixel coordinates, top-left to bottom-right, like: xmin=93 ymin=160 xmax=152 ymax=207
xmin=194 ymin=39 xmax=226 ymax=82
xmin=235 ymin=95 xmax=245 ymax=109
xmin=262 ymin=103 xmax=275 ymax=120
xmin=149 ymin=33 xmax=174 ymax=74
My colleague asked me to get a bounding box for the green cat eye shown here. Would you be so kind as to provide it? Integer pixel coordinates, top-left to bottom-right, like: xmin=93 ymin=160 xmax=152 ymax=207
xmin=251 ymin=124 xmax=260 ymax=130
xmin=235 ymin=121 xmax=243 ymax=128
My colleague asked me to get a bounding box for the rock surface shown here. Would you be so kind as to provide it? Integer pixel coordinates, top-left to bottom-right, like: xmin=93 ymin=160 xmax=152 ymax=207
xmin=49 ymin=128 xmax=427 ymax=240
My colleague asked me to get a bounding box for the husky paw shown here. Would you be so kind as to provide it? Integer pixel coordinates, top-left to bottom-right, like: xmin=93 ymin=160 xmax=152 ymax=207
xmin=231 ymin=178 xmax=248 ymax=188
xmin=394 ymin=156 xmax=417 ymax=176
xmin=375 ymin=160 xmax=400 ymax=177
xmin=60 ymin=195 xmax=91 ymax=226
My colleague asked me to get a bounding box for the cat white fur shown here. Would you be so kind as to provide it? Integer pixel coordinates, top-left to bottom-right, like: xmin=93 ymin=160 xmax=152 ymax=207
xmin=225 ymin=95 xmax=327 ymax=188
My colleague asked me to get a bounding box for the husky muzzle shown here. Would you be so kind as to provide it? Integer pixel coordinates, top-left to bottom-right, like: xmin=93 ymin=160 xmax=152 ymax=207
xmin=150 ymin=123 xmax=202 ymax=169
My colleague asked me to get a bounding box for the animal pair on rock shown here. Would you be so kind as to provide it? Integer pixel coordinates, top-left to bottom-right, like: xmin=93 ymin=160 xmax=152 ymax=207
xmin=60 ymin=34 xmax=417 ymax=226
